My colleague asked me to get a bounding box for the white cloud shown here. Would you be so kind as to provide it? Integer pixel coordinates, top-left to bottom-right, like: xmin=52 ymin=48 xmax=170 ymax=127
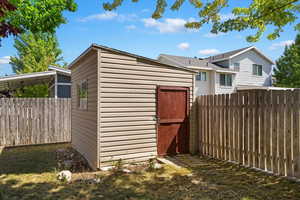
xmin=269 ymin=40 xmax=294 ymax=50
xmin=220 ymin=13 xmax=235 ymax=21
xmin=198 ymin=49 xmax=220 ymax=56
xmin=0 ymin=56 xmax=10 ymax=64
xmin=117 ymin=14 xmax=138 ymax=22
xmin=235 ymin=35 xmax=243 ymax=39
xmin=177 ymin=42 xmax=190 ymax=50
xmin=142 ymin=18 xmax=192 ymax=33
xmin=79 ymin=12 xmax=118 ymax=22
xmin=203 ymin=32 xmax=227 ymax=38
xmin=141 ymin=9 xmax=150 ymax=13
xmin=79 ymin=12 xmax=137 ymax=22
xmin=125 ymin=25 xmax=136 ymax=30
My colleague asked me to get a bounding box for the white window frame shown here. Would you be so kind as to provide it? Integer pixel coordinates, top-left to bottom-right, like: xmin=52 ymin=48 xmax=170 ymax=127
xmin=77 ymin=79 xmax=88 ymax=110
xmin=233 ymin=63 xmax=240 ymax=71
xmin=253 ymin=64 xmax=263 ymax=76
xmin=220 ymin=74 xmax=233 ymax=87
xmin=196 ymin=72 xmax=207 ymax=81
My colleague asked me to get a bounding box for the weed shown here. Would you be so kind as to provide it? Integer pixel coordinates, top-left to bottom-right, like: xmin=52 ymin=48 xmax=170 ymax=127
xmin=112 ymin=159 xmax=124 ymax=172
xmin=147 ymin=158 xmax=156 ymax=171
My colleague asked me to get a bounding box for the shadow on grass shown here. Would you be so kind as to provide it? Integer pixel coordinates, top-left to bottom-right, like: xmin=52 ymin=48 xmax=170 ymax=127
xmin=182 ymin=157 xmax=300 ymax=200
xmin=0 ymin=144 xmax=67 ymax=175
xmin=0 ymin=145 xmax=300 ymax=200
xmin=0 ymin=168 xmax=245 ymax=200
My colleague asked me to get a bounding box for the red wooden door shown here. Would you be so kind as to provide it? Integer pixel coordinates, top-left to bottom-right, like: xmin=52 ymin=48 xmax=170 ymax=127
xmin=157 ymin=86 xmax=189 ymax=156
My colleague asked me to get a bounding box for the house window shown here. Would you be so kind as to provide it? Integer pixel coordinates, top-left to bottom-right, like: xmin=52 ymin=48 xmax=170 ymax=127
xmin=234 ymin=63 xmax=240 ymax=71
xmin=77 ymin=80 xmax=88 ymax=110
xmin=220 ymin=74 xmax=232 ymax=86
xmin=253 ymin=64 xmax=263 ymax=76
xmin=196 ymin=72 xmax=207 ymax=81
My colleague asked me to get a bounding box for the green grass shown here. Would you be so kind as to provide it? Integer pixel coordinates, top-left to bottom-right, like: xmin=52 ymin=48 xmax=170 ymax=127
xmin=0 ymin=144 xmax=299 ymax=200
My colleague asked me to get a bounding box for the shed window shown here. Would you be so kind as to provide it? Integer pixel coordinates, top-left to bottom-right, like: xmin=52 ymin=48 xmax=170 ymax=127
xmin=253 ymin=64 xmax=263 ymax=76
xmin=77 ymin=80 xmax=88 ymax=110
xmin=196 ymin=72 xmax=207 ymax=81
xmin=220 ymin=74 xmax=232 ymax=86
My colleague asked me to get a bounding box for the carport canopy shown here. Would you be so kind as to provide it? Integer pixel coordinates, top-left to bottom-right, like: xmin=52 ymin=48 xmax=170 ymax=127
xmin=0 ymin=66 xmax=71 ymax=98
xmin=0 ymin=71 xmax=56 ymax=91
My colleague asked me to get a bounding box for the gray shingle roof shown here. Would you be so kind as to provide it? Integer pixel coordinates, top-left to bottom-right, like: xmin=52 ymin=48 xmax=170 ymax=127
xmin=205 ymin=46 xmax=252 ymax=61
xmin=159 ymin=54 xmax=236 ymax=72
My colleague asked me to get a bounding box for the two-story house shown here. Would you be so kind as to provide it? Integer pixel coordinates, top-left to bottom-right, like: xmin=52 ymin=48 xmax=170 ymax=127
xmin=158 ymin=46 xmax=274 ymax=96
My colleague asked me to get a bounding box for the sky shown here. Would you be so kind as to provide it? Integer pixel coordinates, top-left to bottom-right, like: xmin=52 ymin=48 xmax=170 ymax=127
xmin=0 ymin=0 xmax=298 ymax=76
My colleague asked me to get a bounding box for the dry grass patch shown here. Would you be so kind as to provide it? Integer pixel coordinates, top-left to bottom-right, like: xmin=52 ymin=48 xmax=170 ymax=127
xmin=0 ymin=144 xmax=299 ymax=200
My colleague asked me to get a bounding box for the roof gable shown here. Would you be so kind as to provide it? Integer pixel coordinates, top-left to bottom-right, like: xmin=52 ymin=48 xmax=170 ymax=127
xmin=207 ymin=46 xmax=274 ymax=64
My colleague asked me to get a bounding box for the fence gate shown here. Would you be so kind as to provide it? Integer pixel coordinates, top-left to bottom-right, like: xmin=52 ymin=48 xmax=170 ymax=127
xmin=0 ymin=98 xmax=71 ymax=147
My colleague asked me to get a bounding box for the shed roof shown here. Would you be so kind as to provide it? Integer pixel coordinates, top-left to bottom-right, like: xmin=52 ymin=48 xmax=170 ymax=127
xmin=68 ymin=44 xmax=197 ymax=74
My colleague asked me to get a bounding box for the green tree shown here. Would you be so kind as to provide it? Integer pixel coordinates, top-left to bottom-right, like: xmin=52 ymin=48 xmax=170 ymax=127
xmin=0 ymin=0 xmax=77 ymax=44
xmin=273 ymin=34 xmax=300 ymax=88
xmin=10 ymin=32 xmax=65 ymax=97
xmin=103 ymin=0 xmax=300 ymax=42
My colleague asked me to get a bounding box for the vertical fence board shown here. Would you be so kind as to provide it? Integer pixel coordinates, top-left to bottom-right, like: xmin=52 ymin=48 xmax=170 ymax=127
xmin=219 ymin=95 xmax=223 ymax=159
xmin=0 ymin=98 xmax=71 ymax=147
xmin=197 ymin=89 xmax=300 ymax=180
xmin=294 ymin=90 xmax=300 ymax=178
xmin=272 ymin=91 xmax=277 ymax=174
xmin=265 ymin=91 xmax=272 ymax=172
xmin=286 ymin=90 xmax=293 ymax=176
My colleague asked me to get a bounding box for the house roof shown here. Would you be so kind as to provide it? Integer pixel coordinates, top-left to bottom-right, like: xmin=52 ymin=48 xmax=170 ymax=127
xmin=0 ymin=66 xmax=70 ymax=91
xmin=206 ymin=46 xmax=274 ymax=64
xmin=68 ymin=44 xmax=197 ymax=74
xmin=158 ymin=54 xmax=237 ymax=73
xmin=205 ymin=46 xmax=251 ymax=62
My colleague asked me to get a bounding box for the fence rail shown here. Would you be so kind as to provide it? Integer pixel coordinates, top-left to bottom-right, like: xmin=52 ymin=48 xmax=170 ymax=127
xmin=198 ymin=90 xmax=300 ymax=179
xmin=0 ymin=98 xmax=71 ymax=147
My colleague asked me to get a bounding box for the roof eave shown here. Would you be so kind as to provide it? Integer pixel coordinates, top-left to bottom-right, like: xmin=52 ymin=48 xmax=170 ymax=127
xmin=215 ymin=70 xmax=238 ymax=74
xmin=0 ymin=71 xmax=56 ymax=82
xmin=69 ymin=44 xmax=197 ymax=74
xmin=186 ymin=66 xmax=213 ymax=71
xmin=48 ymin=65 xmax=71 ymax=76
xmin=68 ymin=45 xmax=97 ymax=69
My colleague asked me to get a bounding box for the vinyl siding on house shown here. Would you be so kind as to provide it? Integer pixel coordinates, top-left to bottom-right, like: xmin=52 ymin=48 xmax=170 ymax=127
xmin=71 ymin=50 xmax=98 ymax=170
xmin=195 ymin=70 xmax=213 ymax=95
xmin=214 ymin=72 xmax=236 ymax=94
xmin=231 ymin=49 xmax=272 ymax=86
xmin=98 ymin=49 xmax=196 ymax=167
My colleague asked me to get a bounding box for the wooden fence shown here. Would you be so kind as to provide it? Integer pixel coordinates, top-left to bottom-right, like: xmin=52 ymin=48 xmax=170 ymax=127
xmin=0 ymin=98 xmax=71 ymax=147
xmin=198 ymin=90 xmax=300 ymax=179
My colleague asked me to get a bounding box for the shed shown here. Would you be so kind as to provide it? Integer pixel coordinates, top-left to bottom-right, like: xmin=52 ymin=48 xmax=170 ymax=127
xmin=69 ymin=44 xmax=197 ymax=170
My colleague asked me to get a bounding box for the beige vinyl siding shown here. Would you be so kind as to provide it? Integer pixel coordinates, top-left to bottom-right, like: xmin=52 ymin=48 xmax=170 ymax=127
xmin=71 ymin=50 xmax=98 ymax=170
xmin=98 ymin=49 xmax=196 ymax=166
